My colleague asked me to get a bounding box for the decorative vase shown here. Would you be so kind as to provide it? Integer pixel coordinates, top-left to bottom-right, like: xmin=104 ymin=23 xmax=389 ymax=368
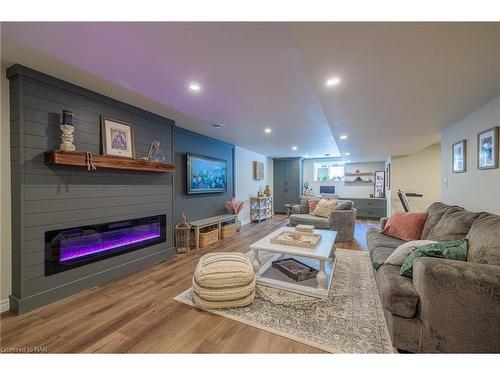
xmin=59 ymin=110 xmax=75 ymax=152
xmin=60 ymin=124 xmax=75 ymax=152
xmin=263 ymin=185 xmax=271 ymax=196
xmin=235 ymin=217 xmax=241 ymax=232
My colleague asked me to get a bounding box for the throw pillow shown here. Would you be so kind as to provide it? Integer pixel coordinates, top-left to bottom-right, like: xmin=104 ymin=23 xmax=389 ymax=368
xmin=372 ymin=240 xmax=437 ymax=270
xmin=320 ymin=194 xmax=338 ymax=200
xmin=382 ymin=211 xmax=428 ymax=241
xmin=426 ymin=207 xmax=480 ymax=241
xmin=400 ymin=239 xmax=468 ymax=278
xmin=307 ymin=198 xmax=321 ymax=214
xmin=466 ymin=212 xmax=500 ymax=265
xmin=334 ymin=200 xmax=353 ymax=210
xmin=420 ymin=202 xmax=455 ymax=240
xmin=312 ymin=198 xmax=338 ymax=218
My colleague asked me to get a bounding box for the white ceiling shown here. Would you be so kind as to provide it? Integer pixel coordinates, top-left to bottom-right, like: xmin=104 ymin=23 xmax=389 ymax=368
xmin=289 ymin=22 xmax=500 ymax=161
xmin=2 ymin=22 xmax=499 ymax=161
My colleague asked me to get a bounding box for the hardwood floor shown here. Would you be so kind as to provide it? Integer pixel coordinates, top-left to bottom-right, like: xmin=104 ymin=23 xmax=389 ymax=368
xmin=0 ymin=216 xmax=378 ymax=353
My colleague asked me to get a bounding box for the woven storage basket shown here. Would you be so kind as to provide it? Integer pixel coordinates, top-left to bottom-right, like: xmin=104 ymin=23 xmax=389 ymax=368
xmin=196 ymin=226 xmax=218 ymax=248
xmin=221 ymin=223 xmax=236 ymax=239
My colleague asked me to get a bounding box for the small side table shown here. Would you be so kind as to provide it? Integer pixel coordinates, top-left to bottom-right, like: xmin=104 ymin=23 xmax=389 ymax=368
xmin=284 ymin=204 xmax=295 ymax=217
xmin=250 ymin=196 xmax=273 ymax=222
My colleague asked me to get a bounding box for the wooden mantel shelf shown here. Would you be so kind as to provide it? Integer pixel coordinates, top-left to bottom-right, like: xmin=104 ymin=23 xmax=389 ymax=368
xmin=45 ymin=151 xmax=176 ymax=173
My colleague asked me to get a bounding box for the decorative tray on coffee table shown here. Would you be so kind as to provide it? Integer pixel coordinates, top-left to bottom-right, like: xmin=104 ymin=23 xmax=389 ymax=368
xmin=271 ymin=258 xmax=319 ymax=282
xmin=270 ymin=229 xmax=322 ymax=249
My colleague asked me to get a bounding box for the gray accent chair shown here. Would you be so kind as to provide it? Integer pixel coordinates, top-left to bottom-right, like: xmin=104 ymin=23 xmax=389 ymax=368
xmin=367 ymin=202 xmax=500 ymax=353
xmin=289 ymin=196 xmax=356 ymax=242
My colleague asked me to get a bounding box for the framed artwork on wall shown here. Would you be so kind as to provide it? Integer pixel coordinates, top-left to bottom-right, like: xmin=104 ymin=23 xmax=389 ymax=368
xmin=374 ymin=170 xmax=385 ymax=198
xmin=477 ymin=127 xmax=499 ymax=170
xmin=385 ymin=163 xmax=391 ymax=189
xmin=452 ymin=139 xmax=467 ymax=173
xmin=253 ymin=161 xmax=264 ymax=180
xmin=187 ymin=153 xmax=227 ymax=194
xmin=101 ymin=116 xmax=135 ymax=158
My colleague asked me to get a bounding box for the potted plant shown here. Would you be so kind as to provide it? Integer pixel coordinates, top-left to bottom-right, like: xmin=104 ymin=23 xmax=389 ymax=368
xmin=225 ymin=198 xmax=244 ymax=232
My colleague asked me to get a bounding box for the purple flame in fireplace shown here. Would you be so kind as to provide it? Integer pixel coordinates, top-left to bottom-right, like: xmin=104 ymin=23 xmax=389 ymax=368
xmin=59 ymin=222 xmax=161 ymax=262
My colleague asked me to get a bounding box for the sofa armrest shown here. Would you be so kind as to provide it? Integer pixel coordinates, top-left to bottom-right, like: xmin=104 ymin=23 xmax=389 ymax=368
xmin=291 ymin=204 xmax=308 ymax=214
xmin=329 ymin=209 xmax=356 ymax=242
xmin=413 ymin=257 xmax=500 ymax=352
xmin=380 ymin=217 xmax=388 ymax=231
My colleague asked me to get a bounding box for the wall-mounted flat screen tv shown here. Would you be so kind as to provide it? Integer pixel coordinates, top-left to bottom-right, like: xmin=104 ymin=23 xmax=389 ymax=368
xmin=187 ymin=153 xmax=227 ymax=194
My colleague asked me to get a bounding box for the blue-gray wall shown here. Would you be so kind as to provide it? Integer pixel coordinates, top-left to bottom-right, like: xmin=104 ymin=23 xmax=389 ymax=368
xmin=174 ymin=127 xmax=235 ymax=222
xmin=8 ymin=65 xmax=175 ymax=314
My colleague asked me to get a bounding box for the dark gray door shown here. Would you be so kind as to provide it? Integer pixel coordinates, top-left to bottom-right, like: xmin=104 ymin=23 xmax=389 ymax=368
xmin=285 ymin=159 xmax=301 ymax=205
xmin=273 ymin=158 xmax=302 ymax=213
xmin=273 ymin=160 xmax=286 ymax=213
xmin=285 ymin=186 xmax=300 ymax=206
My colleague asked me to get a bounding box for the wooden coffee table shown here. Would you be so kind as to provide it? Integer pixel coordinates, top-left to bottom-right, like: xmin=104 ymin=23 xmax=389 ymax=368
xmin=249 ymin=228 xmax=337 ymax=299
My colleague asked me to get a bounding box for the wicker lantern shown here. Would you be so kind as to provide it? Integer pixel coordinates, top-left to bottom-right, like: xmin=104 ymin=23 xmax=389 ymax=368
xmin=175 ymin=213 xmax=191 ymax=254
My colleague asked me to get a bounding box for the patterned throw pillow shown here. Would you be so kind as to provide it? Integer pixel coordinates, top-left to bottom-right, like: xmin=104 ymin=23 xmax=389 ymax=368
xmin=400 ymin=239 xmax=468 ymax=278
xmin=312 ymin=198 xmax=338 ymax=217
xmin=372 ymin=240 xmax=437 ymax=270
xmin=308 ymin=198 xmax=321 ymax=214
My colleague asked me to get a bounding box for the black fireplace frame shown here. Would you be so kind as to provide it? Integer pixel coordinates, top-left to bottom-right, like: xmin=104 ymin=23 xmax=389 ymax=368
xmin=44 ymin=214 xmax=167 ymax=276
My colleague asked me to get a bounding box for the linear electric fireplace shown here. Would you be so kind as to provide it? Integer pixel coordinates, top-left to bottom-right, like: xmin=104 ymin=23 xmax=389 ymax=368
xmin=45 ymin=214 xmax=167 ymax=275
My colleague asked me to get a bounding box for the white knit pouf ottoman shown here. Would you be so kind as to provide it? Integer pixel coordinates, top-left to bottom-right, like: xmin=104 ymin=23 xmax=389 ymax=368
xmin=192 ymin=252 xmax=256 ymax=310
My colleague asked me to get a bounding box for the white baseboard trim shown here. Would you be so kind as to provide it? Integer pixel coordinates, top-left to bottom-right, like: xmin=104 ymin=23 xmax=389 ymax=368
xmin=1 ymin=298 xmax=10 ymax=313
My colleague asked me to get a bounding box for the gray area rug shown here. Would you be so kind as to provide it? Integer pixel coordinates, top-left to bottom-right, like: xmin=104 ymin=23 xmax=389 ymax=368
xmin=174 ymin=249 xmax=395 ymax=353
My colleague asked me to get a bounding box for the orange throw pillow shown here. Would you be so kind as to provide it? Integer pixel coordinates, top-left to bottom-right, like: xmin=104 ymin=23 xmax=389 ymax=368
xmin=382 ymin=212 xmax=428 ymax=241
xmin=308 ymin=198 xmax=321 ymax=214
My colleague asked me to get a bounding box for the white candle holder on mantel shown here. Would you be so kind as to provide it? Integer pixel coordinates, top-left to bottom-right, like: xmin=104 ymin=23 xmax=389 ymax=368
xmin=59 ymin=110 xmax=75 ymax=152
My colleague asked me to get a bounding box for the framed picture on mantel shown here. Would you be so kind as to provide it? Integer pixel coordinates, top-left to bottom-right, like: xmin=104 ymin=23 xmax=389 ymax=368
xmin=101 ymin=116 xmax=135 ymax=158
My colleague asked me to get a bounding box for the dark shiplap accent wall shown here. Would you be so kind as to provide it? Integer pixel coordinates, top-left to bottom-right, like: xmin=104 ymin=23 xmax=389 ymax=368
xmin=8 ymin=65 xmax=175 ymax=314
xmin=174 ymin=127 xmax=235 ymax=222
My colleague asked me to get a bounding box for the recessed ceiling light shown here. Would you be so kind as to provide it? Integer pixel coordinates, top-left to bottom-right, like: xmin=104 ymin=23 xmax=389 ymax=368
xmin=345 ymin=152 xmax=351 ymax=156
xmin=264 ymin=128 xmax=272 ymax=134
xmin=189 ymin=83 xmax=201 ymax=92
xmin=339 ymin=135 xmax=348 ymax=140
xmin=304 ymin=154 xmax=309 ymax=158
xmin=325 ymin=77 xmax=340 ymax=87
xmin=292 ymin=146 xmax=298 ymax=151
xmin=211 ymin=123 xmax=223 ymax=129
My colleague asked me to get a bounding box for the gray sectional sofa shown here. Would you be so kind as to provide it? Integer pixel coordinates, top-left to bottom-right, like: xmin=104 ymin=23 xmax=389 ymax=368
xmin=289 ymin=196 xmax=356 ymax=242
xmin=367 ymin=202 xmax=500 ymax=353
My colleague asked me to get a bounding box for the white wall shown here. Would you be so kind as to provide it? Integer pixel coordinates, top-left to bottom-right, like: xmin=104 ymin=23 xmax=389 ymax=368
xmin=441 ymin=96 xmax=500 ymax=214
xmin=389 ymin=143 xmax=442 ymax=214
xmin=303 ymin=158 xmax=385 ymax=199
xmin=234 ymin=146 xmax=273 ymax=225
xmin=1 ymin=61 xmax=12 ymax=311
